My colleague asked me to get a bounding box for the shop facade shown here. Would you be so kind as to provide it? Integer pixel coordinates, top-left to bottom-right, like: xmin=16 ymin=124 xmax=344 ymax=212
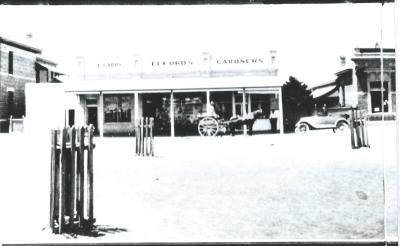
xmin=352 ymin=48 xmax=396 ymax=116
xmin=66 ymin=52 xmax=284 ymax=136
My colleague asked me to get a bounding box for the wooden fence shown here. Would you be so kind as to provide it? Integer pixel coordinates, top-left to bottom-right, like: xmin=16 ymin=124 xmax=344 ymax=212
xmin=135 ymin=117 xmax=154 ymax=156
xmin=50 ymin=125 xmax=95 ymax=234
xmin=350 ymin=107 xmax=370 ymax=149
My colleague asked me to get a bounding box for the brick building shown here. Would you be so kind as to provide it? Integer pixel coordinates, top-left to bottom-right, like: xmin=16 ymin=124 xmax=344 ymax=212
xmin=0 ymin=36 xmax=63 ymax=130
xmin=311 ymin=48 xmax=396 ymax=119
xmin=352 ymin=48 xmax=396 ymax=117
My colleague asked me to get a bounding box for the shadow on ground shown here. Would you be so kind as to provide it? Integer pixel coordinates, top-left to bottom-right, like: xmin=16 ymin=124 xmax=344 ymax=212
xmin=61 ymin=225 xmax=128 ymax=238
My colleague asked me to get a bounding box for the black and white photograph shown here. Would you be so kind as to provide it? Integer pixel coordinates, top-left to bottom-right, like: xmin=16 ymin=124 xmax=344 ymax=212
xmin=0 ymin=1 xmax=399 ymax=244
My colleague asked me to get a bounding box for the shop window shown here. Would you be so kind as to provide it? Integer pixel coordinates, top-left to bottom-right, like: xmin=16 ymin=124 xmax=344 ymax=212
xmin=104 ymin=95 xmax=132 ymax=123
xmin=8 ymin=51 xmax=13 ymax=74
xmin=249 ymin=93 xmax=271 ymax=118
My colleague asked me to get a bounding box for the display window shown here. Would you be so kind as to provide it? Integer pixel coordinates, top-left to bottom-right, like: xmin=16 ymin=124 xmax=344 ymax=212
xmin=104 ymin=95 xmax=132 ymax=123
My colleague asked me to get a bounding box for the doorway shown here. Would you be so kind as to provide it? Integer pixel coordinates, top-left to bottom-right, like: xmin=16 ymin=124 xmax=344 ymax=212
xmin=7 ymin=91 xmax=14 ymax=117
xmin=87 ymin=106 xmax=99 ymax=135
xmin=370 ymin=81 xmax=389 ymax=113
xmin=68 ymin=109 xmax=75 ymax=127
xmin=142 ymin=93 xmax=171 ymax=136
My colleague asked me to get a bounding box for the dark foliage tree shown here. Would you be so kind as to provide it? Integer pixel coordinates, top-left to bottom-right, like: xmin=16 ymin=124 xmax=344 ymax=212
xmin=282 ymin=76 xmax=314 ymax=132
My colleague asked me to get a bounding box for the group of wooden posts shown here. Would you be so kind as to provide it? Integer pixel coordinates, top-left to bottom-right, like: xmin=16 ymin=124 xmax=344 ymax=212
xmin=349 ymin=107 xmax=369 ymax=149
xmin=49 ymin=125 xmax=95 ymax=234
xmin=135 ymin=117 xmax=155 ymax=156
xmin=49 ymin=118 xmax=154 ymax=234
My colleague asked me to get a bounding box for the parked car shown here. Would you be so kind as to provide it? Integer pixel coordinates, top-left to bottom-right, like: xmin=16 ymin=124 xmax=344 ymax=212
xmin=295 ymin=109 xmax=350 ymax=133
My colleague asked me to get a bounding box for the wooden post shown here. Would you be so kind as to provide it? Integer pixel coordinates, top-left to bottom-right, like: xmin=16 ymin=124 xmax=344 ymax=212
xmin=355 ymin=108 xmax=361 ymax=148
xmin=364 ymin=118 xmax=370 ymax=147
xmin=150 ymin=118 xmax=154 ymax=157
xmin=78 ymin=126 xmax=85 ymax=224
xmin=50 ymin=130 xmax=57 ymax=232
xmin=359 ymin=117 xmax=365 ymax=147
xmin=59 ymin=128 xmax=68 ymax=233
xmin=242 ymin=89 xmax=247 ymax=135
xmin=278 ymin=88 xmax=284 ymax=134
xmin=87 ymin=125 xmax=94 ymax=223
xmin=54 ymin=130 xmax=60 ymax=232
xmin=69 ymin=127 xmax=76 ymax=227
xmin=170 ymin=92 xmax=175 ymax=137
xmin=232 ymin=91 xmax=236 ymax=116
xmin=350 ymin=108 xmax=356 ymax=149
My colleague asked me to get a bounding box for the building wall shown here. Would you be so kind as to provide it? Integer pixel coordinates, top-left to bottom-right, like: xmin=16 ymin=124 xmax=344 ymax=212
xmin=353 ymin=55 xmax=396 ymax=115
xmin=0 ymin=43 xmax=37 ymax=119
xmin=25 ymin=83 xmax=79 ymax=135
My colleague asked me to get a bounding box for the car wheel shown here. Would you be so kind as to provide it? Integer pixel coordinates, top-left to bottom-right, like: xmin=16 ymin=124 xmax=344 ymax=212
xmin=336 ymin=121 xmax=349 ymax=132
xmin=296 ymin=123 xmax=309 ymax=133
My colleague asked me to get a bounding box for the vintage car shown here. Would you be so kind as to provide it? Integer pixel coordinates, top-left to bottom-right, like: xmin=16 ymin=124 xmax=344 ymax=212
xmin=295 ymin=109 xmax=350 ymax=133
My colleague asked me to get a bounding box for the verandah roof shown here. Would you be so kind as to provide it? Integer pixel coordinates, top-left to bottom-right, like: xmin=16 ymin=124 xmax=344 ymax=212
xmin=63 ymin=75 xmax=283 ymax=94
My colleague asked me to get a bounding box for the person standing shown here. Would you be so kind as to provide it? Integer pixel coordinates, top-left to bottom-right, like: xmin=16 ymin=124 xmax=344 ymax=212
xmin=269 ymin=109 xmax=278 ymax=133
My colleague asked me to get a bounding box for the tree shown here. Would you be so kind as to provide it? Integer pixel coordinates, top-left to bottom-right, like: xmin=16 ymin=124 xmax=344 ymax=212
xmin=282 ymin=76 xmax=314 ymax=132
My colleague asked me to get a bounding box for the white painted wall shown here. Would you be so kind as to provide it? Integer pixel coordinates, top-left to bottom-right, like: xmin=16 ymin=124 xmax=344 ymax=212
xmin=25 ymin=83 xmax=80 ymax=135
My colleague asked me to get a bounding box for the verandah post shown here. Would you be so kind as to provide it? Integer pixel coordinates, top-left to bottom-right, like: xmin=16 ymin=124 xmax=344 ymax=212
xmin=140 ymin=117 xmax=144 ymax=156
xmin=135 ymin=120 xmax=139 ymax=155
xmin=150 ymin=117 xmax=154 ymax=156
xmin=145 ymin=117 xmax=149 ymax=156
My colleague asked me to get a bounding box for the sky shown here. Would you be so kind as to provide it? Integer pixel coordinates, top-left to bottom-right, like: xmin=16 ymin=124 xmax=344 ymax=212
xmin=0 ymin=3 xmax=396 ymax=86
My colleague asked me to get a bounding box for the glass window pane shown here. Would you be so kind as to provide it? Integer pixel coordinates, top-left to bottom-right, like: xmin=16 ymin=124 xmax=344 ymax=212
xmin=104 ymin=96 xmax=118 ymax=122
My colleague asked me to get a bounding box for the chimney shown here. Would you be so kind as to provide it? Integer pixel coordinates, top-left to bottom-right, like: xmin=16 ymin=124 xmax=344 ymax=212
xmin=270 ymin=50 xmax=277 ymax=65
xmin=340 ymin=56 xmax=346 ymax=67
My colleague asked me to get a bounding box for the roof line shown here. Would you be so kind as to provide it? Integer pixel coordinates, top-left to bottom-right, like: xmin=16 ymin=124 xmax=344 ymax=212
xmin=0 ymin=36 xmax=42 ymax=54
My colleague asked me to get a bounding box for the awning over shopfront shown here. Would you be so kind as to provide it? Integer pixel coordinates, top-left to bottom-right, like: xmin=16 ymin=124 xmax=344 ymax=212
xmin=36 ymin=62 xmax=65 ymax=75
xmin=311 ymin=83 xmax=339 ymax=99
xmin=63 ymin=75 xmax=283 ymax=94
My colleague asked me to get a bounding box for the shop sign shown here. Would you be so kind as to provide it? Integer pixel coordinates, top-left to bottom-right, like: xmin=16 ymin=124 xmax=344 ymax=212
xmin=76 ymin=53 xmax=273 ymax=78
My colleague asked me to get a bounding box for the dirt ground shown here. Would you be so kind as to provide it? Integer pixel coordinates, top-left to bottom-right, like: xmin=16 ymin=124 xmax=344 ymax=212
xmin=0 ymin=122 xmax=397 ymax=243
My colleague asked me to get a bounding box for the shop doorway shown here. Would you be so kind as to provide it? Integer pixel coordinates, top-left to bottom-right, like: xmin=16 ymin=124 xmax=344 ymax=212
xmin=7 ymin=91 xmax=14 ymax=117
xmin=87 ymin=106 xmax=99 ymax=135
xmin=370 ymin=81 xmax=389 ymax=113
xmin=173 ymin=92 xmax=206 ymax=136
xmin=142 ymin=93 xmax=171 ymax=136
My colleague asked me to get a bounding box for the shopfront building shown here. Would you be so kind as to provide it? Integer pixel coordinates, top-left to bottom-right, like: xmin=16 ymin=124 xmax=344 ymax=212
xmin=352 ymin=48 xmax=396 ymax=116
xmin=66 ymin=51 xmax=284 ymax=136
